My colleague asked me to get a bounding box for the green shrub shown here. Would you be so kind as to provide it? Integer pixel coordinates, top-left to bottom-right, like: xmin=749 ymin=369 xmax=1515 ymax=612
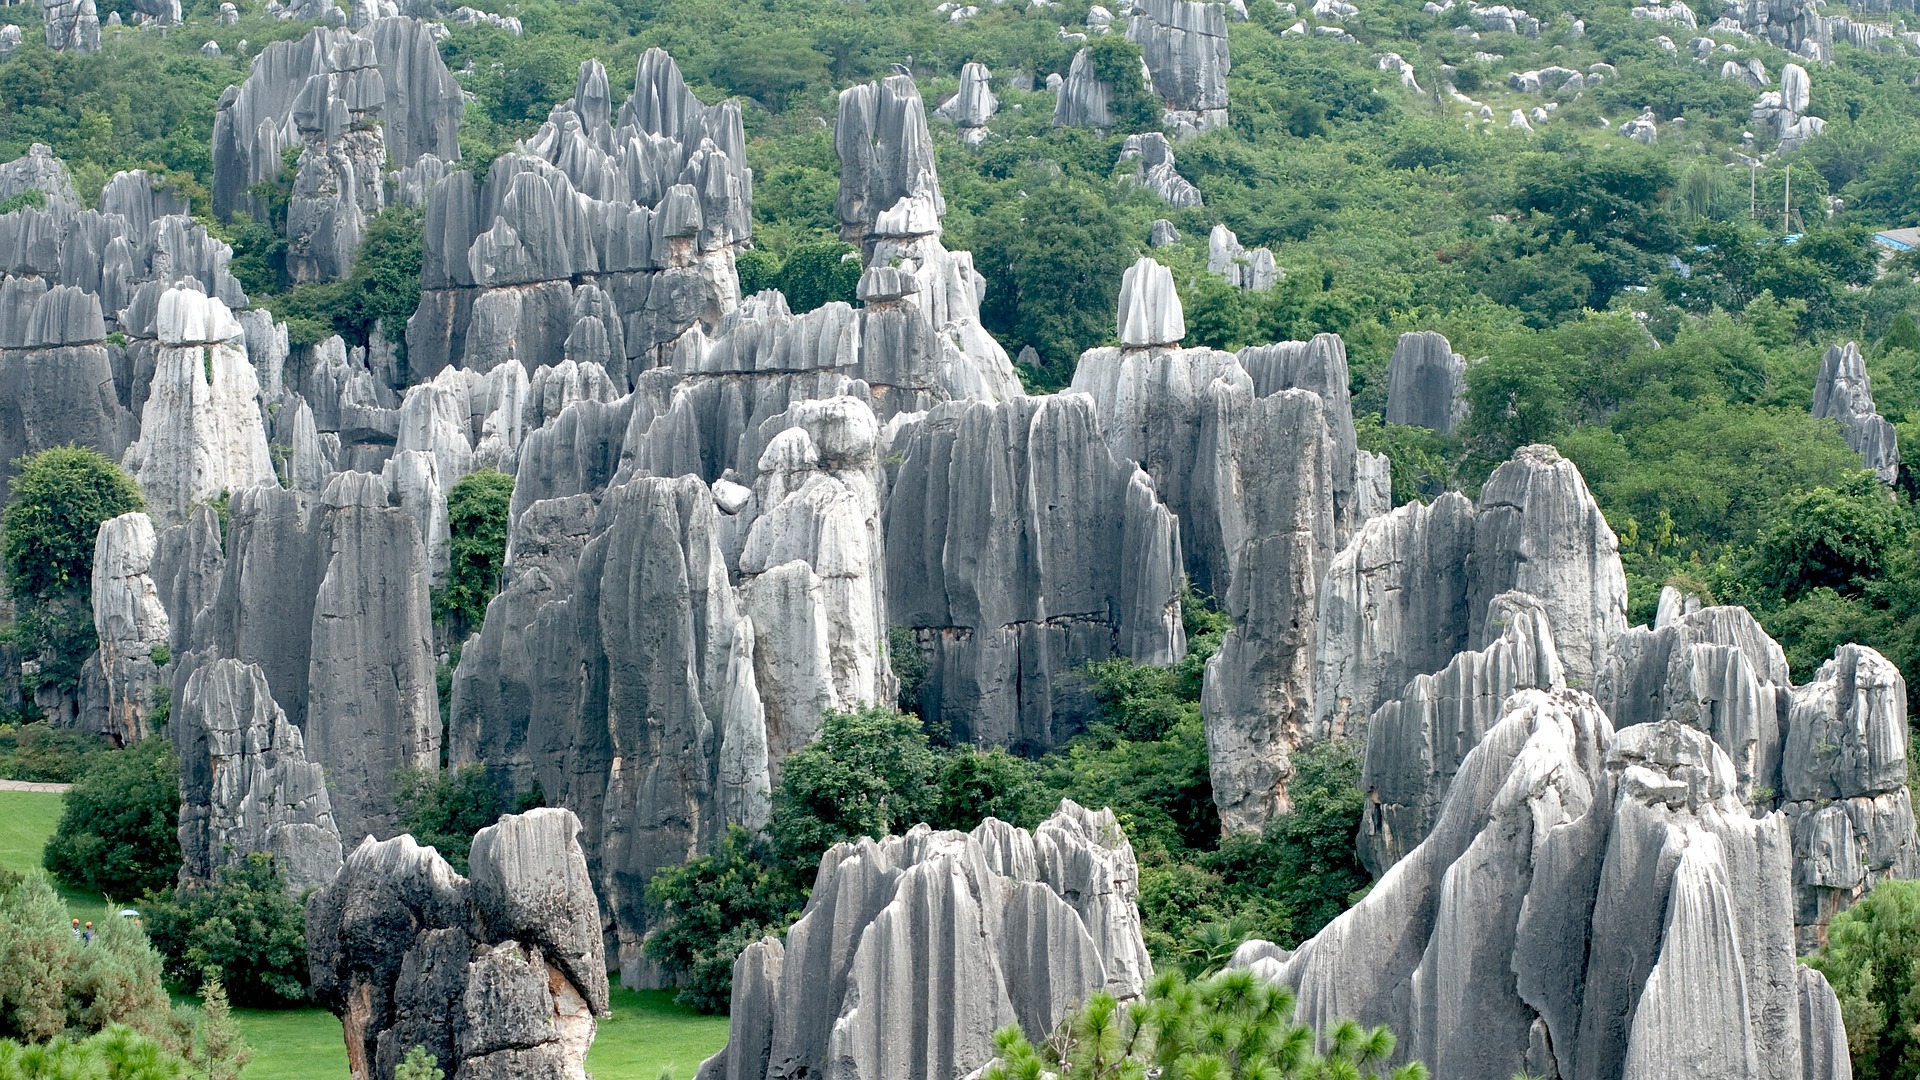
xmin=0 ymin=875 xmax=178 ymax=1048
xmin=0 ymin=724 xmax=111 ymax=784
xmin=435 ymin=470 xmax=515 ymax=640
xmin=2 ymin=447 xmax=144 ymax=603
xmin=0 ymin=1024 xmax=194 ymax=1080
xmin=394 ymin=764 xmax=505 ymax=875
xmin=769 ymin=706 xmax=938 ymax=885
xmin=392 ymin=1046 xmax=445 ymax=1080
xmin=1808 ymin=878 xmax=1920 ymax=1080
xmin=140 ymin=854 xmax=310 ymax=1007
xmin=643 ymin=825 xmax=802 ymax=1013
xmin=42 ymin=739 xmax=181 ymax=901
xmin=981 ymin=968 xmax=1427 ymax=1080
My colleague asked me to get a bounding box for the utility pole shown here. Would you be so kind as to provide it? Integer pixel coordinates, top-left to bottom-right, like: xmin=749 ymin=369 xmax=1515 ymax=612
xmin=1784 ymin=164 xmax=1792 ymax=232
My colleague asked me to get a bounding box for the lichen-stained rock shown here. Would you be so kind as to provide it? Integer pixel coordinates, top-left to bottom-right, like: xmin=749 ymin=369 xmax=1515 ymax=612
xmin=174 ymin=658 xmax=343 ymax=891
xmin=1206 ymin=224 xmax=1278 ymax=292
xmin=209 ymin=488 xmax=326 ymax=728
xmin=1812 ymin=341 xmax=1898 ymax=484
xmin=1116 ymin=256 xmax=1184 ymax=347
xmin=86 ymin=513 xmax=172 ymax=744
xmin=150 ymin=503 xmax=226 ymax=661
xmin=1198 ymin=382 xmax=1338 ymax=831
xmin=698 ymin=800 xmax=1149 ymax=1080
xmin=303 ymin=470 xmax=439 ymax=845
xmin=936 ymin=62 xmax=999 ymax=143
xmin=1315 ymin=444 xmax=1627 ymax=737
xmin=1358 ymin=592 xmax=1564 ymax=874
xmin=1126 ymin=0 xmax=1230 ymax=136
xmin=1384 ymin=330 xmax=1466 ymax=434
xmin=884 ymin=395 xmax=1184 ymax=750
xmin=1236 ymin=689 xmax=1851 ymax=1080
xmin=446 ymin=493 xmax=595 ymax=802
xmin=307 ymin=809 xmax=609 ymax=1080
xmin=0 ymin=277 xmax=134 ymax=509
xmin=381 ymin=450 xmax=450 ymax=583
xmin=120 ymin=286 xmax=278 ymax=526
xmin=836 ymin=74 xmax=944 ymax=244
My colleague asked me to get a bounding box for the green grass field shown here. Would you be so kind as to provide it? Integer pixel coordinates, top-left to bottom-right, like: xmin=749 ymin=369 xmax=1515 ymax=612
xmin=1 ymin=788 xmax=733 ymax=1078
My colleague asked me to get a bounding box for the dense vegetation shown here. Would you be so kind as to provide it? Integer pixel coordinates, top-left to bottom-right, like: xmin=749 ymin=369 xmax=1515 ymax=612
xmin=435 ymin=470 xmax=516 ymax=642
xmin=41 ymin=738 xmax=180 ymax=901
xmin=1810 ymin=878 xmax=1920 ymax=1080
xmin=141 ymin=855 xmax=312 ymax=1007
xmin=2 ymin=449 xmax=146 ymax=711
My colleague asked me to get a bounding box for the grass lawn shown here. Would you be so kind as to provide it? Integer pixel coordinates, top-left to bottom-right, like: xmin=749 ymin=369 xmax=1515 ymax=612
xmin=0 ymin=788 xmax=112 ymax=917
xmin=2 ymin=787 xmax=733 ymax=1078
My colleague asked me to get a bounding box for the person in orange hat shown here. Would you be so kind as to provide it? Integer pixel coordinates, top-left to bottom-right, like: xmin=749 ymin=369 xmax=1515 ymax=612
xmin=82 ymin=921 xmax=92 ymax=946
xmin=71 ymin=918 xmax=81 ymax=941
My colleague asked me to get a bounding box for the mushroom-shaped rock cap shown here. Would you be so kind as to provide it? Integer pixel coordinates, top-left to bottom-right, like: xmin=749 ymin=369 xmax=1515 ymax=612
xmin=467 ymin=807 xmax=610 ymax=1014
xmin=155 ymin=286 xmax=243 ymax=346
xmin=1117 ymin=257 xmax=1184 ymax=348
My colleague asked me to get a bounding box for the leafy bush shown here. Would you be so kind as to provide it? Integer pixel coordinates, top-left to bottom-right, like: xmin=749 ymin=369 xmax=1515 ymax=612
xmin=770 ymin=706 xmax=938 ymax=881
xmin=394 ymin=764 xmax=505 ymax=875
xmin=981 ymin=968 xmax=1427 ymax=1080
xmin=643 ymin=825 xmax=802 ymax=1013
xmin=2 ymin=447 xmax=145 ymax=603
xmin=0 ymin=875 xmax=178 ymax=1048
xmin=141 ymin=854 xmax=310 ymax=1007
xmin=42 ymin=739 xmax=181 ymax=901
xmin=435 ymin=469 xmax=515 ymax=639
xmin=1808 ymin=878 xmax=1920 ymax=1080
xmin=0 ymin=724 xmax=111 ymax=784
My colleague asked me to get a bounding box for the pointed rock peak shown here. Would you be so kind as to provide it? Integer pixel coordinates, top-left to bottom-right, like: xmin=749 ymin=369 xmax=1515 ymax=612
xmin=1117 ymin=257 xmax=1184 ymax=348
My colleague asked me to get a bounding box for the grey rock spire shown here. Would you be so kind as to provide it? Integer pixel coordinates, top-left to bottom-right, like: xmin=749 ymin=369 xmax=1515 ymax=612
xmin=1384 ymin=330 xmax=1467 ymax=434
xmin=1812 ymin=341 xmax=1898 ymax=484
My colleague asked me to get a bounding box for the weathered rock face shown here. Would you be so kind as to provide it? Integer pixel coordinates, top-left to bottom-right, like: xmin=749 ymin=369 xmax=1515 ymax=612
xmin=1315 ymin=444 xmax=1628 ymax=738
xmin=212 ymin=19 xmax=462 ymax=276
xmin=0 ymin=144 xmax=80 ymax=213
xmin=1240 ymin=689 xmax=1853 ymax=1080
xmin=935 ymin=62 xmax=998 ymax=143
xmin=120 ymin=286 xmax=278 ymax=525
xmin=84 ymin=513 xmax=172 ymax=744
xmin=697 ymin=800 xmax=1151 ymax=1080
xmin=449 ymin=475 xmax=770 ymax=983
xmin=1358 ymin=592 xmax=1564 ymax=874
xmin=1120 ymin=133 xmax=1203 ymax=208
xmin=1812 ymin=341 xmax=1898 ymax=485
xmin=306 ymin=808 xmax=609 ymax=1080
xmin=1127 ymin=0 xmax=1230 ymax=137
xmin=1116 ymin=256 xmax=1184 ymax=348
xmin=836 ymin=75 xmax=1022 ymax=403
xmin=409 ymin=50 xmax=750 ymax=383
xmin=1069 ymin=324 xmax=1379 ymax=829
xmin=0 ymin=276 xmax=134 ymax=509
xmin=1384 ymin=330 xmax=1466 ymax=434
xmin=41 ymin=0 xmax=101 ymax=53
xmin=884 ymin=395 xmax=1185 ymax=750
xmin=1752 ymin=62 xmax=1827 ymax=152
xmin=735 ymin=397 xmax=892 ymax=769
xmin=1053 ymin=48 xmax=1119 ymax=131
xmin=1727 ymin=0 xmax=1829 ymax=58
xmin=1780 ymin=644 xmax=1920 ymax=951
xmin=174 ymin=658 xmax=344 ymax=892
xmin=1206 ymin=224 xmax=1278 ymax=292
xmin=304 ymin=471 xmax=439 ymax=845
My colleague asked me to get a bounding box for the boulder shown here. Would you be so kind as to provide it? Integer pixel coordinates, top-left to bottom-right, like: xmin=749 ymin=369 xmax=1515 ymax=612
xmin=1120 ymin=133 xmax=1203 ymax=208
xmin=306 ymin=808 xmax=608 ymax=1080
xmin=936 ymin=62 xmax=999 ymax=141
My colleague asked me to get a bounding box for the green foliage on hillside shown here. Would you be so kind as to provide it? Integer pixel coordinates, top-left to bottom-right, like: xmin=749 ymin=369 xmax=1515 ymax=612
xmin=42 ymin=740 xmax=180 ymax=901
xmin=393 ymin=764 xmax=506 ymax=876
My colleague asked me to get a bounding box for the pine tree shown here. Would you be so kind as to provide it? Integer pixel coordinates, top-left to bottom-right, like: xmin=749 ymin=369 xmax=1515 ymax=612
xmin=193 ymin=975 xmax=252 ymax=1080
